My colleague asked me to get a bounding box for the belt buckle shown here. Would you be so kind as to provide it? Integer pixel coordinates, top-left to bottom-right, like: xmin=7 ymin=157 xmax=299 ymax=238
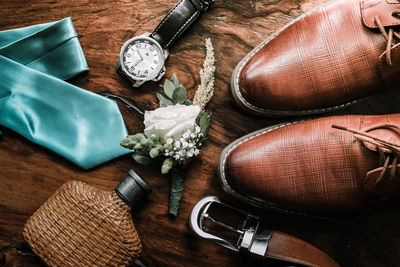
xmin=189 ymin=196 xmax=271 ymax=258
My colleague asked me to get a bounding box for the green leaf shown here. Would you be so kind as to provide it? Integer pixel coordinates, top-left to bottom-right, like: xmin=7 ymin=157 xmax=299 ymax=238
xmin=149 ymin=147 xmax=160 ymax=158
xmin=171 ymin=73 xmax=180 ymax=87
xmin=198 ymin=112 xmax=211 ymax=138
xmin=132 ymin=153 xmax=152 ymax=165
xmin=163 ymin=143 xmax=173 ymax=150
xmin=120 ymin=136 xmax=137 ymax=149
xmin=135 ymin=133 xmax=146 ymax=141
xmin=150 ymin=134 xmax=163 ymax=145
xmin=156 ymin=91 xmax=174 ymax=107
xmin=172 ymin=86 xmax=187 ymax=104
xmin=155 ymin=144 xmax=164 ymax=150
xmin=169 ymin=168 xmax=185 ymax=216
xmin=183 ymin=99 xmax=192 ymax=106
xmin=140 ymin=138 xmax=149 ymax=146
xmin=133 ymin=142 xmax=143 ymax=150
xmin=161 ymin=157 xmax=174 ymax=174
xmin=163 ymin=79 xmax=176 ymax=98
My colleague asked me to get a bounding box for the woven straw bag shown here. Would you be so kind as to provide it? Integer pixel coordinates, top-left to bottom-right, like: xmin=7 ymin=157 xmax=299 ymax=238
xmin=24 ymin=180 xmax=142 ymax=266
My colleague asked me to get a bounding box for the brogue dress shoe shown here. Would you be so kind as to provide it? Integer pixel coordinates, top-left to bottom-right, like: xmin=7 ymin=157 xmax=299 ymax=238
xmin=232 ymin=0 xmax=400 ymax=117
xmin=218 ymin=114 xmax=400 ymax=217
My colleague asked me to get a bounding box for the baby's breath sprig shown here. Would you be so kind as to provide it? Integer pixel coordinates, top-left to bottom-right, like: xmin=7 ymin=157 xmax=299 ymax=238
xmin=164 ymin=126 xmax=203 ymax=164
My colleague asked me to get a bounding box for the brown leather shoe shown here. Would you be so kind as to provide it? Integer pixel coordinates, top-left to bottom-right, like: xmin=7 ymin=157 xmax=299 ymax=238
xmin=218 ymin=114 xmax=400 ymax=217
xmin=232 ymin=0 xmax=400 ymax=117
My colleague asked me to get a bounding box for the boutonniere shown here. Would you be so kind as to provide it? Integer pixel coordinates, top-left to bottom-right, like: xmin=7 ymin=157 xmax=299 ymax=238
xmin=121 ymin=38 xmax=215 ymax=216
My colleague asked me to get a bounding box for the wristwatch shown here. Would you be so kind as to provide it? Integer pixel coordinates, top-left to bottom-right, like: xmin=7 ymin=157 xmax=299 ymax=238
xmin=116 ymin=0 xmax=214 ymax=87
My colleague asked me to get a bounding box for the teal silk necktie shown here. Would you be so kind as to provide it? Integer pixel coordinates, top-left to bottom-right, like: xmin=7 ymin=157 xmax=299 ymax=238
xmin=0 ymin=18 xmax=130 ymax=169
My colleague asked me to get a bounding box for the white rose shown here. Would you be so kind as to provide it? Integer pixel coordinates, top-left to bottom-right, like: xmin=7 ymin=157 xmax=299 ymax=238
xmin=144 ymin=104 xmax=201 ymax=142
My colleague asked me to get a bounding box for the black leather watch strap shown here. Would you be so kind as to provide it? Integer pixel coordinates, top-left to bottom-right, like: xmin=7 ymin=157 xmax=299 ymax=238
xmin=151 ymin=0 xmax=213 ymax=49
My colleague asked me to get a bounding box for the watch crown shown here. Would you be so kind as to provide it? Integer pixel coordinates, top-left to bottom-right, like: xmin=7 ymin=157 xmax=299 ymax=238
xmin=153 ymin=67 xmax=166 ymax=82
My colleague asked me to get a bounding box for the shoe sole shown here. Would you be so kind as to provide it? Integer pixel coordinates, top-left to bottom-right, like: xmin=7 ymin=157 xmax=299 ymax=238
xmin=217 ymin=120 xmax=332 ymax=219
xmin=230 ymin=0 xmax=362 ymax=117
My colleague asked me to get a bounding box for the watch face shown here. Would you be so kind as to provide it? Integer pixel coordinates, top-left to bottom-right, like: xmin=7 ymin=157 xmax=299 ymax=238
xmin=120 ymin=36 xmax=164 ymax=80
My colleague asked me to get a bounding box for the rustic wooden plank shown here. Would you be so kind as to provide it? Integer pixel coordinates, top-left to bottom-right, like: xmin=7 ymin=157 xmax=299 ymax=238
xmin=1 ymin=0 xmax=400 ymax=266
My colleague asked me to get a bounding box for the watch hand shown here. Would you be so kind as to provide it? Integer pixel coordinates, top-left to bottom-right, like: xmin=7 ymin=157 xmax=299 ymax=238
xmin=133 ymin=58 xmax=144 ymax=67
xmin=137 ymin=49 xmax=144 ymax=59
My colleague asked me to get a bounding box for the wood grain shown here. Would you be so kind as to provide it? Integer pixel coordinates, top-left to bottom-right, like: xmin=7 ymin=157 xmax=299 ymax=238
xmin=1 ymin=0 xmax=400 ymax=266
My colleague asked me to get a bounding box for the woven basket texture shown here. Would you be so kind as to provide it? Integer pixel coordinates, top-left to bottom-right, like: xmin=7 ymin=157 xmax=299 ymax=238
xmin=23 ymin=180 xmax=142 ymax=266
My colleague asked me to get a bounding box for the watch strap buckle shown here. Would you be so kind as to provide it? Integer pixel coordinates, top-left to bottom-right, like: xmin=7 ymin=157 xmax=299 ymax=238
xmin=193 ymin=0 xmax=214 ymax=12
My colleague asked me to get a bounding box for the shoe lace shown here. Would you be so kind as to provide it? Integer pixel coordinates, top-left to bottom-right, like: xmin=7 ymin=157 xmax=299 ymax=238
xmin=374 ymin=11 xmax=400 ymax=66
xmin=332 ymin=123 xmax=400 ymax=185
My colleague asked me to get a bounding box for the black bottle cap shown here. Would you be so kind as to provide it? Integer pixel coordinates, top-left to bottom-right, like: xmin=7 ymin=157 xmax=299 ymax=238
xmin=115 ymin=169 xmax=152 ymax=209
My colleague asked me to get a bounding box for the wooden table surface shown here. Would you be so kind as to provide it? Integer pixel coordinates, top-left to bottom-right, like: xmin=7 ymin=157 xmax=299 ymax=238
xmin=2 ymin=0 xmax=400 ymax=266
